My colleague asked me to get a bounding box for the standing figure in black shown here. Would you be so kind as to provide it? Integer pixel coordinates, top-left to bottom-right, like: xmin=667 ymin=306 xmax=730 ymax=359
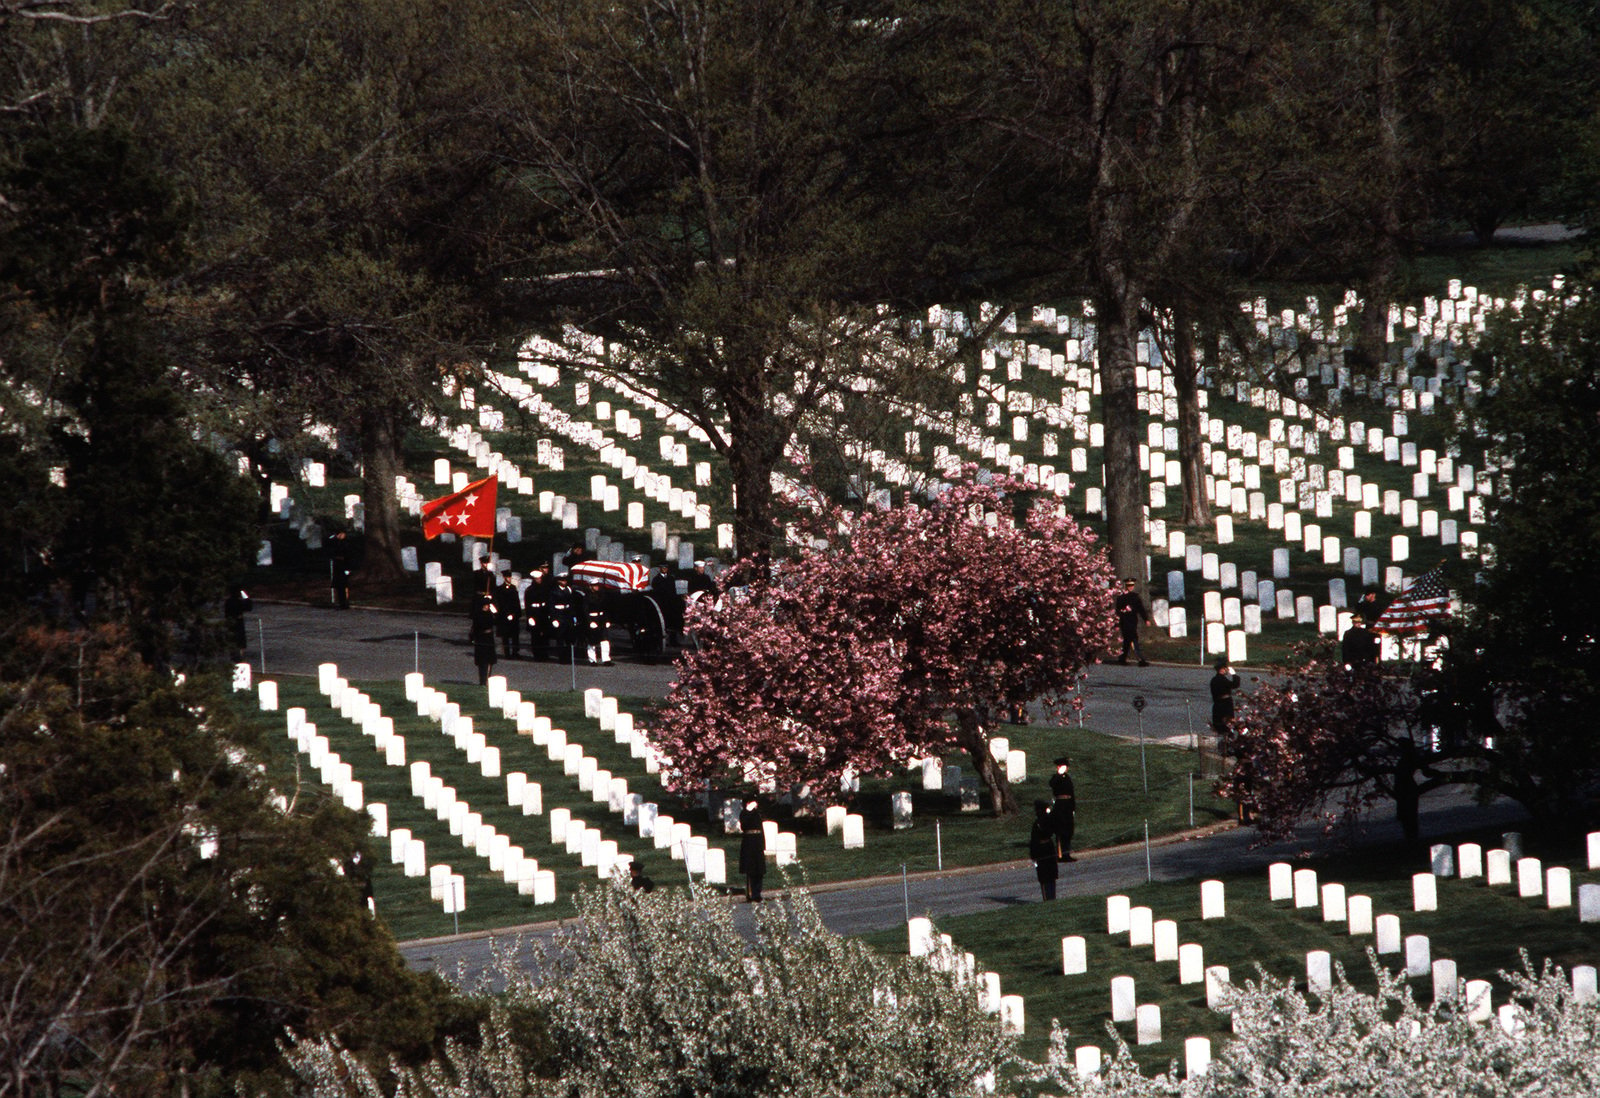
xmin=628 ymin=860 xmax=656 ymax=892
xmin=1341 ymin=620 xmax=1380 ymax=668
xmin=525 ymin=564 xmax=553 ymax=659
xmin=224 ymin=584 xmax=252 ymax=660
xmin=583 ymin=596 xmax=613 ymax=665
xmin=561 ymin=542 xmax=591 ymax=571
xmin=1029 ymin=802 xmax=1060 ymax=900
xmin=1210 ymin=659 xmax=1241 ymax=740
xmin=686 ymin=560 xmax=718 ymax=598
xmin=469 ymin=593 xmax=499 ymax=686
xmin=494 ymin=573 xmax=523 ymax=659
xmin=1355 ymin=590 xmax=1384 ymax=626
xmin=546 ymin=574 xmax=584 ymax=661
xmin=650 ymin=563 xmax=684 ymax=646
xmin=473 ymin=556 xmax=497 ymax=597
xmin=328 ymin=530 xmax=352 ymax=609
xmin=738 ymin=799 xmax=767 ymax=903
xmin=1049 ymin=757 xmax=1076 ymax=861
xmin=1114 ymin=578 xmax=1152 ymax=666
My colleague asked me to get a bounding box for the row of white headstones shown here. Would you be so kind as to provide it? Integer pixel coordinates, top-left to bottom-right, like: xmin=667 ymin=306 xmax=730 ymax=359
xmin=261 ymin=279 xmax=1496 ymax=637
xmin=235 ymin=663 xmax=898 ymax=920
xmin=902 ymin=829 xmax=1600 ymax=1081
xmin=385 ymin=361 xmax=731 ymax=602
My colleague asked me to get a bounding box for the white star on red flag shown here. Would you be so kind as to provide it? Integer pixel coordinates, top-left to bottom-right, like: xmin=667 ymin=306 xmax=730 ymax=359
xmin=422 ymin=475 xmax=499 ymax=540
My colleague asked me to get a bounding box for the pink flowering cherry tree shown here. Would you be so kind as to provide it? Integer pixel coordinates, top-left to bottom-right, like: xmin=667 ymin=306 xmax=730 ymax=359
xmin=1222 ymin=645 xmax=1458 ymax=843
xmin=649 ymin=477 xmax=1117 ymax=815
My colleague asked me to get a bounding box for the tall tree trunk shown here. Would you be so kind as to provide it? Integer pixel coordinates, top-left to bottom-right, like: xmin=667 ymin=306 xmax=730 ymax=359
xmin=726 ymin=443 xmax=777 ymax=561
xmin=1094 ymin=283 xmax=1147 ymax=584
xmin=1171 ymin=303 xmax=1211 ymax=527
xmin=955 ymin=707 xmax=1016 ymax=816
xmin=720 ymin=372 xmax=789 ymax=561
xmin=359 ymin=404 xmax=407 ymax=584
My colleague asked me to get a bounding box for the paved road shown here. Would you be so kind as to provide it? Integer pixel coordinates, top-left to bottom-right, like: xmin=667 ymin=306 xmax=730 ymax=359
xmin=249 ymin=599 xmax=1225 ymax=746
xmin=246 ymin=600 xmax=1527 ymax=986
xmin=397 ymin=791 xmax=1529 ymax=985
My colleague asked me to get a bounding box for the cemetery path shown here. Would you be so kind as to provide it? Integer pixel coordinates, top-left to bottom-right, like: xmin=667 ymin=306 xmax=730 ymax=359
xmin=250 ymin=600 xmax=1232 ymax=742
xmin=398 ymin=789 xmax=1530 ymax=985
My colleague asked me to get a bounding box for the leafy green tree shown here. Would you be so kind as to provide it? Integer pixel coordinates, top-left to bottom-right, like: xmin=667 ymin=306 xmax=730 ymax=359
xmin=498 ymin=0 xmax=981 ymax=557
xmin=1425 ymin=0 xmax=1599 ymax=243
xmin=0 ymin=625 xmax=465 ymax=1095
xmin=944 ymin=0 xmax=1287 ymax=579
xmin=1228 ymin=288 xmax=1600 ymax=837
xmin=129 ymin=0 xmax=521 ymax=582
xmin=1443 ymin=286 xmax=1600 ymax=827
xmin=0 ymin=123 xmax=257 ymax=663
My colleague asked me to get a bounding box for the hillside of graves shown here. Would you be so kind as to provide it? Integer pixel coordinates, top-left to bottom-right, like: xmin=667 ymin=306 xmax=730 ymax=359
xmin=240 ymin=667 xmax=1233 ymax=941
xmin=244 ymin=271 xmax=1552 ymax=672
xmin=860 ymin=828 xmax=1600 ymax=1077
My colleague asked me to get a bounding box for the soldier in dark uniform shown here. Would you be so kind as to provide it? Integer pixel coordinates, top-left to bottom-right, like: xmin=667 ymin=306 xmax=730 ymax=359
xmin=1210 ymin=659 xmax=1242 ymax=737
xmin=525 ymin=564 xmax=554 ymax=659
xmin=1048 ymin=757 xmax=1076 ymax=861
xmin=473 ymin=556 xmax=497 ymax=597
xmin=685 ymin=560 xmax=718 ymax=598
xmin=739 ymin=799 xmax=767 ymax=903
xmin=583 ymin=594 xmax=613 ymax=666
xmin=224 ymin=584 xmax=252 ymax=660
xmin=650 ymin=563 xmax=685 ymax=646
xmin=561 ymin=542 xmax=591 ymax=571
xmin=546 ymin=574 xmax=584 ymax=661
xmin=1114 ymin=577 xmax=1152 ymax=665
xmin=469 ymin=593 xmax=498 ymax=685
xmin=1341 ymin=621 xmax=1380 ymax=668
xmin=494 ymin=573 xmax=523 ymax=659
xmin=328 ymin=530 xmax=352 ymax=609
xmin=1029 ymin=801 xmax=1060 ymax=900
xmin=1355 ymin=590 xmax=1384 ymax=626
xmin=342 ymin=848 xmax=375 ymax=912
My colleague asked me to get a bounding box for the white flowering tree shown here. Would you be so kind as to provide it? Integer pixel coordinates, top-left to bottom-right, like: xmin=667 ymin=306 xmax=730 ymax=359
xmin=285 ymin=881 xmax=1015 ymax=1097
xmin=1029 ymin=954 xmax=1600 ymax=1097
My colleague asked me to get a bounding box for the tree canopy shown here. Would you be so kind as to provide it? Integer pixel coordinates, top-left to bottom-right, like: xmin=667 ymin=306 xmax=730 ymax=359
xmin=0 ymin=626 xmax=465 ymax=1094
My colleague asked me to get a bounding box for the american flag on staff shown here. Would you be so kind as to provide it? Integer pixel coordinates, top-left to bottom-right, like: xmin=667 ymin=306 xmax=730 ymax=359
xmin=1373 ymin=566 xmax=1452 ymax=635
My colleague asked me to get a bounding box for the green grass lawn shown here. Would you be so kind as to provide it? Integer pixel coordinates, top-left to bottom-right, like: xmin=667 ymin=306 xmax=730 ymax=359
xmin=859 ymin=830 xmax=1600 ymax=1071
xmin=246 ymin=677 xmax=1235 ymax=941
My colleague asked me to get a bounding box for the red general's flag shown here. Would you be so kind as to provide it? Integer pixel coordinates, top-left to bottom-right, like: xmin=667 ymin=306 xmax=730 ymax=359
xmin=422 ymin=475 xmax=498 ymax=540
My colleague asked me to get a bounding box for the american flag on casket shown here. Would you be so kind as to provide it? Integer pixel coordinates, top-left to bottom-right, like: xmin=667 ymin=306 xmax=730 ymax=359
xmin=568 ymin=560 xmax=651 ymax=591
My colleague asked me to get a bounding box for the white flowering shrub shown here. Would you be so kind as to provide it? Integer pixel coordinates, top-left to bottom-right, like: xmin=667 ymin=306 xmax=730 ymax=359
xmin=1030 ymin=953 xmax=1600 ymax=1097
xmin=283 ymin=881 xmax=1014 ymax=1097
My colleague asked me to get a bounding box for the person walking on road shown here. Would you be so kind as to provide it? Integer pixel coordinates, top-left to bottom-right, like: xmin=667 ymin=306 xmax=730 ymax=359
xmin=1210 ymin=659 xmax=1241 ymax=739
xmin=1049 ymin=757 xmax=1076 ymax=861
xmin=1029 ymin=802 xmax=1060 ymax=900
xmin=1114 ymin=578 xmax=1152 ymax=666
